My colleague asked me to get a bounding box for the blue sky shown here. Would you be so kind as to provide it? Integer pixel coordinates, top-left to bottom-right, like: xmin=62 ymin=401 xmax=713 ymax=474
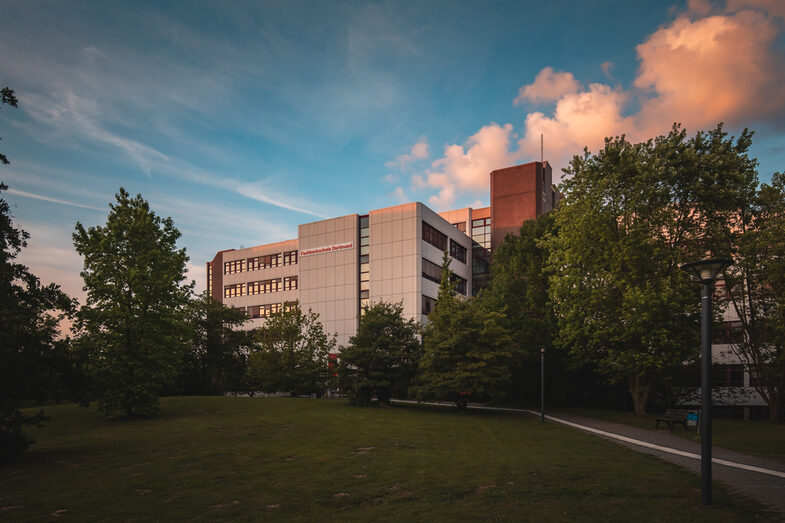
xmin=1 ymin=0 xmax=784 ymax=299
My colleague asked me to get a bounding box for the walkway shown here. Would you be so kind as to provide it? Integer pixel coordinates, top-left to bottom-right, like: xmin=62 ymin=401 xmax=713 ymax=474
xmin=393 ymin=400 xmax=785 ymax=517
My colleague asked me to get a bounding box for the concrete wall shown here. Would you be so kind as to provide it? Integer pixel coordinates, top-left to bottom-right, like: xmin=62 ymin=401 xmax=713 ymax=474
xmin=298 ymin=214 xmax=359 ymax=347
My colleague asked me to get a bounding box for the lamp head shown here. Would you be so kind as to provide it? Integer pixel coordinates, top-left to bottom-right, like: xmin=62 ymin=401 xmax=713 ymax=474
xmin=680 ymin=258 xmax=733 ymax=284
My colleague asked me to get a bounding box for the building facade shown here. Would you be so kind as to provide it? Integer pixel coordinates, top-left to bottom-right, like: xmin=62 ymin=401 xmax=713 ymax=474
xmin=206 ymin=161 xmax=558 ymax=346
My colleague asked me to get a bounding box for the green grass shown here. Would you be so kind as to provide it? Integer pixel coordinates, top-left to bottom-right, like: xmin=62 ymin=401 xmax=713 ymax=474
xmin=0 ymin=397 xmax=771 ymax=521
xmin=555 ymin=408 xmax=785 ymax=464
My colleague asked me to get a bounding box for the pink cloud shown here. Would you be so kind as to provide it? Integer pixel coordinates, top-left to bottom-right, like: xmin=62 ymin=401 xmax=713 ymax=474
xmin=514 ymin=67 xmax=582 ymax=105
xmin=385 ymin=138 xmax=430 ymax=169
xmin=424 ymin=123 xmax=518 ymax=209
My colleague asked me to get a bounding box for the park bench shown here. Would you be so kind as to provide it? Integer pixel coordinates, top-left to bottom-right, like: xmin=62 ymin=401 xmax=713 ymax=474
xmin=655 ymin=409 xmax=689 ymax=431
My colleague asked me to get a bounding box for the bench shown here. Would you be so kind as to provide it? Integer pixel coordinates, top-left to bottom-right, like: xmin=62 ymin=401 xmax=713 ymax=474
xmin=655 ymin=409 xmax=689 ymax=430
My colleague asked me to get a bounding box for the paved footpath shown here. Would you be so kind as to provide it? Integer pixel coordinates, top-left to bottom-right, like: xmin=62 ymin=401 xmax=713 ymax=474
xmin=394 ymin=400 xmax=785 ymax=518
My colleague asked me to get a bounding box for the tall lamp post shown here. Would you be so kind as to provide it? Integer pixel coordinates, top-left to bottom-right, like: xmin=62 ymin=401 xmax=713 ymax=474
xmin=540 ymin=347 xmax=545 ymax=423
xmin=680 ymin=258 xmax=733 ymax=506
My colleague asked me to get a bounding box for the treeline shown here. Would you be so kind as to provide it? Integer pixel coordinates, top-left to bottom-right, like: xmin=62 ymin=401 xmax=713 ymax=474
xmin=339 ymin=124 xmax=785 ymax=423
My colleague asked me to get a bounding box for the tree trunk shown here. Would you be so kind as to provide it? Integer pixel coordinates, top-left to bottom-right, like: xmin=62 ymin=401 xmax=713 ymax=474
xmin=629 ymin=373 xmax=651 ymax=415
xmin=770 ymin=395 xmax=785 ymax=421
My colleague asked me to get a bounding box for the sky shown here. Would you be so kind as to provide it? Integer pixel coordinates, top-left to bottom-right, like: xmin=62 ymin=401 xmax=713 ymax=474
xmin=1 ymin=0 xmax=785 ymax=303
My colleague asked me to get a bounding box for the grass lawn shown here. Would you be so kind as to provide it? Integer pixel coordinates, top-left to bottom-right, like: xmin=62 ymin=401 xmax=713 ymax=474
xmin=555 ymin=408 xmax=785 ymax=464
xmin=0 ymin=397 xmax=771 ymax=521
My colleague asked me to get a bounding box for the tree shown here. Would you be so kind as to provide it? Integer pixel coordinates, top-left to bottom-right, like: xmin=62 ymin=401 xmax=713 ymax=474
xmin=180 ymin=291 xmax=252 ymax=395
xmin=546 ymin=124 xmax=757 ymax=414
xmin=247 ymin=305 xmax=336 ymax=396
xmin=73 ymin=188 xmax=193 ymax=417
xmin=1 ymin=182 xmax=82 ymax=461
xmin=415 ymin=252 xmax=514 ymax=406
xmin=339 ymin=301 xmax=422 ymax=406
xmin=478 ymin=212 xmax=558 ymax=406
xmin=721 ymin=172 xmax=785 ymax=420
xmin=1 ymin=86 xmax=18 ymax=165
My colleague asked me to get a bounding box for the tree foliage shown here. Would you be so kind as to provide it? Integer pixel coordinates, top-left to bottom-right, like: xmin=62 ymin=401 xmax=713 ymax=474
xmin=546 ymin=124 xmax=757 ymax=414
xmin=247 ymin=305 xmax=336 ymax=396
xmin=415 ymin=252 xmax=514 ymax=406
xmin=73 ymin=188 xmax=193 ymax=417
xmin=339 ymin=301 xmax=422 ymax=406
xmin=1 ymin=86 xmax=18 ymax=165
xmin=180 ymin=291 xmax=251 ymax=395
xmin=479 ymin=212 xmax=557 ymax=405
xmin=721 ymin=171 xmax=785 ymax=420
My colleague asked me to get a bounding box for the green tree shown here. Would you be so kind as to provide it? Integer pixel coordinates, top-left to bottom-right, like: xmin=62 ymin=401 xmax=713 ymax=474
xmin=1 ymin=87 xmax=18 ymax=165
xmin=0 ymin=182 xmax=83 ymax=461
xmin=415 ymin=252 xmax=514 ymax=406
xmin=180 ymin=291 xmax=251 ymax=395
xmin=339 ymin=301 xmax=422 ymax=406
xmin=247 ymin=305 xmax=336 ymax=396
xmin=479 ymin=212 xmax=557 ymax=405
xmin=73 ymin=188 xmax=193 ymax=417
xmin=547 ymin=124 xmax=757 ymax=414
xmin=721 ymin=172 xmax=785 ymax=420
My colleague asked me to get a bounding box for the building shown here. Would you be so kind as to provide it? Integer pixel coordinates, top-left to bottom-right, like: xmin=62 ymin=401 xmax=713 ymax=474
xmin=206 ymin=161 xmax=558 ymax=346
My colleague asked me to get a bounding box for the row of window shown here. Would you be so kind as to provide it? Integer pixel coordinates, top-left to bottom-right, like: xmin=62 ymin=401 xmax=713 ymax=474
xmin=224 ymin=276 xmax=298 ymax=298
xmin=421 ymin=258 xmax=467 ymax=296
xmin=235 ymin=302 xmax=298 ymax=319
xmin=224 ymin=250 xmax=298 ymax=274
xmin=359 ymin=215 xmax=370 ymax=310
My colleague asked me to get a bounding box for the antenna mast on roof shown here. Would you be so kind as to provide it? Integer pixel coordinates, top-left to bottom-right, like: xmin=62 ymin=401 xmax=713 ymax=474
xmin=540 ymin=133 xmax=544 ymax=163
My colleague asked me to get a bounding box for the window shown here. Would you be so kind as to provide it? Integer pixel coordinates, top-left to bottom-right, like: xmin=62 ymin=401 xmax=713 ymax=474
xmin=207 ymin=263 xmax=212 ymax=297
xmin=423 ymin=295 xmax=436 ymax=316
xmin=257 ymin=303 xmax=283 ymax=317
xmin=450 ymin=238 xmax=467 ymax=264
xmin=283 ymin=276 xmax=298 ymax=291
xmin=422 ymin=221 xmax=447 ymax=251
xmin=713 ymin=320 xmax=744 ymax=344
xmin=359 ymin=215 xmax=370 ymax=314
xmin=248 ymin=278 xmax=281 ymax=295
xmin=224 ymin=283 xmax=245 ymax=298
xmin=451 ymin=273 xmax=467 ymax=296
xmin=283 ymin=250 xmax=298 ymax=265
xmin=422 ymin=258 xmax=442 ymax=284
xmin=453 ymin=222 xmax=466 ymax=233
xmin=248 ymin=253 xmax=281 ymax=271
xmin=471 ymin=217 xmax=491 ymax=249
xmin=224 ymin=259 xmax=246 ymax=274
xmin=284 ymin=301 xmax=298 ymax=312
xmin=713 ymin=365 xmax=744 ymax=387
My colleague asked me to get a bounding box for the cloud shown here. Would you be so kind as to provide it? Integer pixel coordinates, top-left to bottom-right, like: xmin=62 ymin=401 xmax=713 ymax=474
xmin=633 ymin=9 xmax=785 ymax=132
xmin=600 ymin=61 xmax=614 ymax=78
xmin=514 ymin=67 xmax=582 ymax=105
xmin=6 ymin=188 xmax=106 ymax=212
xmin=420 ymin=123 xmax=519 ymax=209
xmin=391 ymin=186 xmax=408 ymax=204
xmin=386 ymin=138 xmax=430 ymax=169
xmin=413 ymin=1 xmax=785 ymax=205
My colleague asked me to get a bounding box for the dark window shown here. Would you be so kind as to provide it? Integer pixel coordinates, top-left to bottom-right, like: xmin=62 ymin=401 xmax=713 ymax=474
xmin=422 ymin=221 xmax=447 ymax=251
xmin=453 ymin=222 xmax=466 ymax=233
xmin=423 ymin=295 xmax=436 ymax=316
xmin=713 ymin=365 xmax=744 ymax=387
xmin=713 ymin=320 xmax=744 ymax=344
xmin=451 ymin=273 xmax=467 ymax=296
xmin=422 ymin=258 xmax=442 ymax=284
xmin=450 ymin=239 xmax=467 ymax=264
xmin=471 ymin=217 xmax=491 ymax=250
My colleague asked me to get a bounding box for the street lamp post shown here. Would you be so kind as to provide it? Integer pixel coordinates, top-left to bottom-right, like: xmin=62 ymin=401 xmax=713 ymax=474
xmin=540 ymin=347 xmax=545 ymax=423
xmin=680 ymin=258 xmax=733 ymax=506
